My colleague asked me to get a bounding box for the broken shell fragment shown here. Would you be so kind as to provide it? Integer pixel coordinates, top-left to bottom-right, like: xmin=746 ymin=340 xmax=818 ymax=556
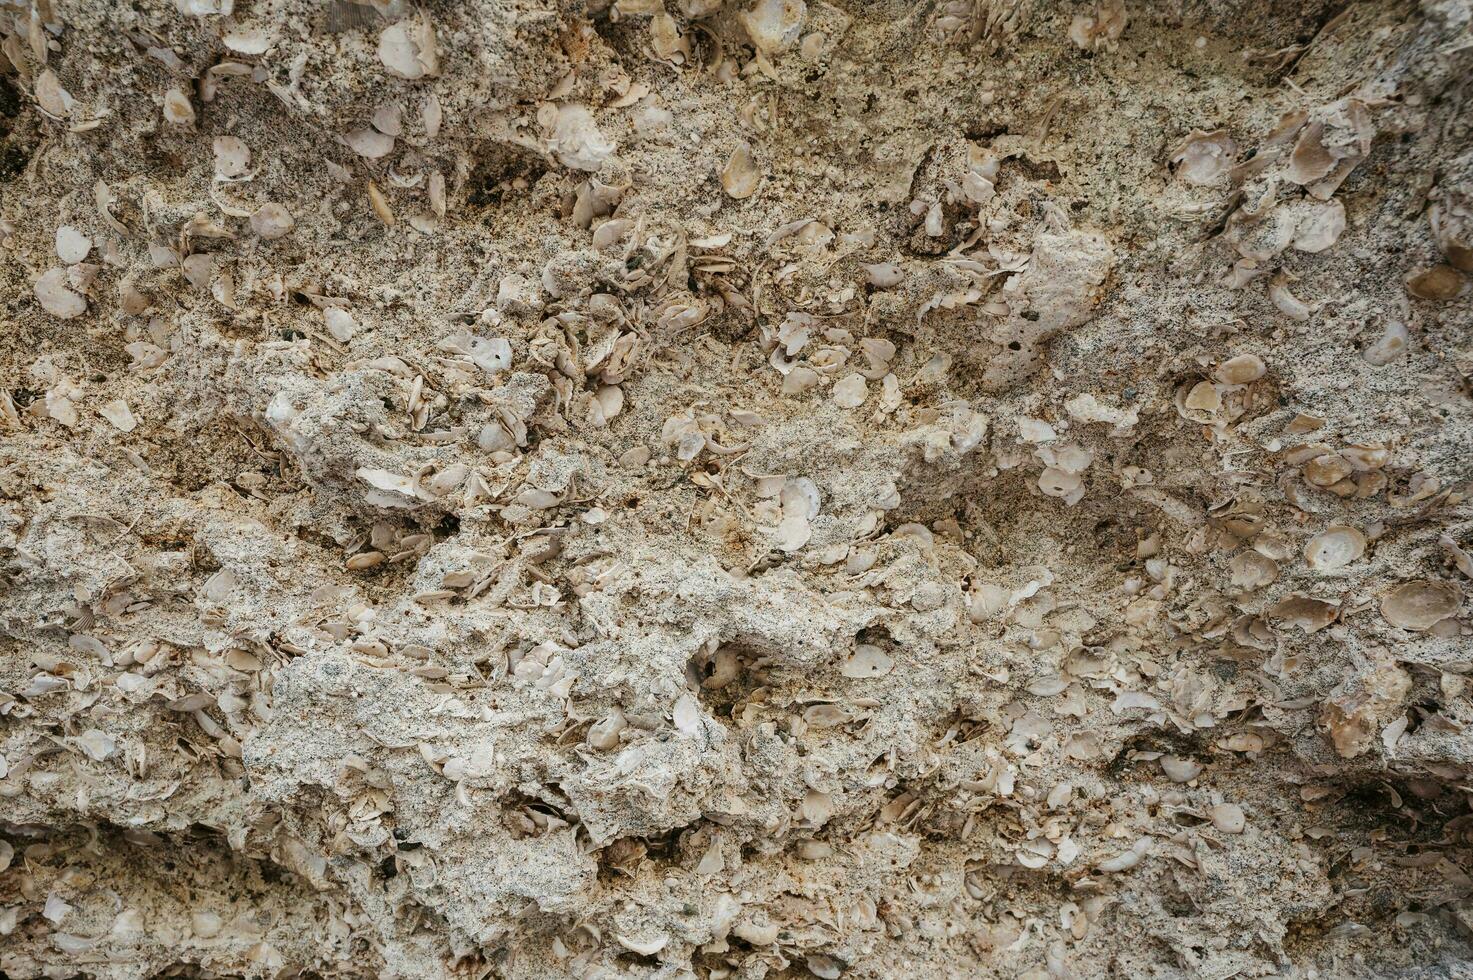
xmin=379 ymin=18 xmax=439 ymax=80
xmin=213 ymin=136 xmax=251 ymax=178
xmin=1171 ymin=130 xmax=1238 ymax=186
xmin=250 ymin=203 xmax=294 ymax=240
xmin=1208 ymin=803 xmax=1246 ymax=834
xmin=1291 ymin=199 xmax=1346 ymax=253
xmin=35 ymin=70 xmax=76 ymax=117
xmin=34 ymin=269 xmax=87 ymax=319
xmin=1380 ymin=581 xmax=1461 ymax=631
xmin=741 ymin=0 xmax=807 ymax=56
xmin=1214 ymin=353 xmax=1265 ymax=385
xmin=722 ymin=142 xmax=761 ymax=199
xmin=55 ymin=226 xmax=92 ymax=264
xmin=1406 ymin=265 xmax=1465 ymax=301
xmin=1304 ymin=526 xmax=1365 ymax=571
xmin=840 ymin=645 xmax=893 ymax=678
xmin=1362 ymin=320 xmax=1409 ymax=366
xmin=162 ymin=87 xmax=196 ymax=125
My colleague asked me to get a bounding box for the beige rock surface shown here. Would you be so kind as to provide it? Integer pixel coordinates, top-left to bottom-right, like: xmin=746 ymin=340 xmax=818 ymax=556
xmin=1 ymin=1 xmax=1471 ymax=977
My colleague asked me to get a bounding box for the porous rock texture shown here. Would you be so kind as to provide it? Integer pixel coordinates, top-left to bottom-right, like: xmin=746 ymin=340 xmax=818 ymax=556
xmin=1 ymin=1 xmax=1472 ymax=978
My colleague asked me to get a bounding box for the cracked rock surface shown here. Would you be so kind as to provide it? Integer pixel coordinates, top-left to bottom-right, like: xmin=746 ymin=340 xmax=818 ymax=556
xmin=2 ymin=0 xmax=1473 ymax=977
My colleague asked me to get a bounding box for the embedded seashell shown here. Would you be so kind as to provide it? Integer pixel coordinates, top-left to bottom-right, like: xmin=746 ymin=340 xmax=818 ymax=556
xmin=223 ymin=27 xmax=272 ymax=55
xmin=551 ymin=103 xmax=615 ymax=172
xmin=961 ymin=171 xmax=995 ymax=204
xmin=98 ymin=400 xmax=138 ymax=432
xmin=346 ymin=127 xmax=395 ymax=160
xmin=862 ymin=263 xmax=903 ymax=288
xmin=34 ymin=269 xmax=87 ymax=319
xmin=1214 ymin=353 xmax=1265 ymax=385
xmin=1269 ymin=594 xmax=1338 ymax=633
xmin=1362 ymin=319 xmax=1409 ymax=366
xmin=1291 ymin=199 xmax=1345 ymax=253
xmin=1286 ymin=122 xmax=1334 ymax=185
xmin=741 ymin=0 xmax=806 ymax=55
xmin=587 ymin=710 xmax=626 ymax=750
xmin=773 ymin=513 xmax=811 ymax=552
xmin=615 ymin=934 xmax=668 ymax=956
xmin=1344 ymin=444 xmax=1389 ymax=472
xmin=379 ymin=18 xmax=439 ymax=80
xmin=1097 ymin=836 xmax=1151 ymax=872
xmin=324 ymin=308 xmax=356 ymax=342
xmin=1305 ymin=526 xmax=1365 ymax=570
xmin=832 ymin=373 xmax=866 ymax=408
xmin=213 ymin=136 xmax=251 ymax=178
xmin=357 ymin=467 xmax=416 ymax=498
xmin=1038 ymin=468 xmax=1083 ymax=504
xmin=1208 ymin=803 xmax=1245 ymax=834
xmin=803 ymin=703 xmax=849 ymax=727
xmin=372 ymin=103 xmax=403 ymax=137
xmin=1160 ymin=756 xmax=1201 ymax=782
xmin=1171 ymin=130 xmax=1238 ymax=186
xmin=1269 ymin=276 xmax=1310 ymax=321
xmin=162 ymin=86 xmax=195 ymax=125
xmin=1303 ymin=453 xmax=1352 ymax=488
xmin=1183 ymin=380 xmax=1221 ymax=414
xmin=55 ymin=226 xmax=91 ymax=264
xmin=841 ymin=645 xmax=893 ymax=678
xmin=1069 ymin=1 xmax=1127 ymax=52
xmin=35 ymin=70 xmax=76 ymax=118
xmin=733 ymin=919 xmax=780 ymax=945
xmin=250 ymin=203 xmax=294 ymax=239
xmin=722 ymin=141 xmax=761 ymax=199
xmin=1229 ymin=551 xmax=1278 ymax=591
xmin=1380 ymin=581 xmax=1461 ymax=631
xmin=1406 ymin=265 xmax=1465 ymax=301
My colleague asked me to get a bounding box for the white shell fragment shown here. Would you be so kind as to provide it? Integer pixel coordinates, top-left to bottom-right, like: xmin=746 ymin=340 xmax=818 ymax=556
xmin=213 ymin=136 xmax=251 ymax=178
xmin=55 ymin=226 xmax=92 ymax=264
xmin=98 ymin=400 xmax=138 ymax=432
xmin=35 ymin=70 xmax=75 ymax=118
xmin=162 ymin=87 xmax=196 ymax=125
xmin=379 ymin=19 xmax=439 ymax=80
xmin=250 ymin=203 xmax=295 ymax=240
xmin=34 ymin=269 xmax=87 ymax=319
xmin=722 ymin=141 xmax=761 ymax=199
xmin=550 ymin=104 xmax=616 ymax=172
xmin=1305 ymin=526 xmax=1366 ymax=571
xmin=840 ymin=644 xmax=893 ymax=678
xmin=741 ymin=0 xmax=807 ymax=55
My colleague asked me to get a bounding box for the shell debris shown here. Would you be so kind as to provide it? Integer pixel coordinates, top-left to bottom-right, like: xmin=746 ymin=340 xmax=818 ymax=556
xmin=0 ymin=2 xmax=1469 ymax=979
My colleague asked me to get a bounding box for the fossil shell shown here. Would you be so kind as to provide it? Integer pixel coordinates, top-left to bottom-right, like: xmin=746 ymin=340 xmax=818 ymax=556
xmin=1291 ymin=199 xmax=1345 ymax=253
xmin=55 ymin=226 xmax=92 ymax=264
xmin=741 ymin=0 xmax=806 ymax=55
xmin=722 ymin=141 xmax=761 ymax=199
xmin=1172 ymin=130 xmax=1238 ymax=186
xmin=379 ymin=19 xmax=439 ymax=80
xmin=213 ymin=136 xmax=252 ymax=178
xmin=35 ymin=70 xmax=75 ymax=117
xmin=1406 ymin=265 xmax=1465 ymax=301
xmin=1380 ymin=581 xmax=1461 ymax=631
xmin=1208 ymin=803 xmax=1245 ymax=833
xmin=34 ymin=269 xmax=87 ymax=319
xmin=841 ymin=644 xmax=893 ymax=678
xmin=250 ymin=203 xmax=294 ymax=240
xmin=1304 ymin=526 xmax=1365 ymax=571
xmin=1214 ymin=353 xmax=1265 ymax=385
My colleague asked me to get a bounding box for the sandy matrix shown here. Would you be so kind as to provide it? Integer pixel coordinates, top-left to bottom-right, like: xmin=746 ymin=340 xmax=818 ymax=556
xmin=1 ymin=0 xmax=1472 ymax=977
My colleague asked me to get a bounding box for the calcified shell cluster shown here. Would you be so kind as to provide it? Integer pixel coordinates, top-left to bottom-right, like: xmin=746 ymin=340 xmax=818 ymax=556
xmin=1 ymin=0 xmax=1472 ymax=978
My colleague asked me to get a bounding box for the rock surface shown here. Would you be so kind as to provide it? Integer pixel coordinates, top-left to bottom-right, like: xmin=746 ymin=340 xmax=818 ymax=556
xmin=1 ymin=1 xmax=1472 ymax=978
